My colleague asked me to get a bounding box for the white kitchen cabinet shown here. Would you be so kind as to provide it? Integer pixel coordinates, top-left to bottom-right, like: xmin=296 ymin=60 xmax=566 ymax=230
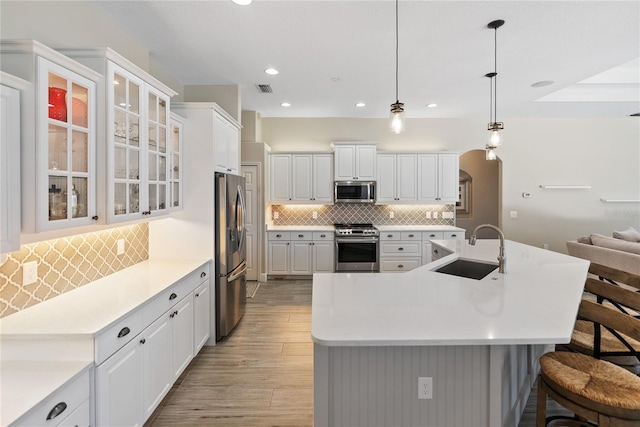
xmin=141 ymin=311 xmax=173 ymax=423
xmin=267 ymin=230 xmax=334 ymax=275
xmin=0 ymin=74 xmax=25 ymax=255
xmin=171 ymin=293 xmax=194 ymax=380
xmin=214 ymin=111 xmax=240 ymax=174
xmin=380 ymin=231 xmax=422 ymax=273
xmin=169 ymin=112 xmax=184 ymax=211
xmin=59 ymin=48 xmax=177 ymax=223
xmin=193 ymin=279 xmax=211 ymax=354
xmin=270 ymin=153 xmax=333 ymax=203
xmin=376 ymin=153 xmax=417 ymax=203
xmin=1 ymin=41 xmax=101 ymax=233
xmin=332 ymin=143 xmax=376 ymax=181
xmin=417 ymin=153 xmax=459 ymax=203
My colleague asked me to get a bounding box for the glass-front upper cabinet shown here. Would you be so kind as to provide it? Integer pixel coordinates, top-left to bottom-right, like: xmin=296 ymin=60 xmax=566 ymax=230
xmin=42 ymin=58 xmax=96 ymax=228
xmin=169 ymin=112 xmax=184 ymax=211
xmin=108 ymin=62 xmax=171 ymax=223
xmin=0 ymin=41 xmax=100 ymax=233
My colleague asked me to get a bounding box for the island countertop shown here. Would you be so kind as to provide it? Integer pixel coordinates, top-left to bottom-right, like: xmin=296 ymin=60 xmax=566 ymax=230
xmin=311 ymin=239 xmax=589 ymax=347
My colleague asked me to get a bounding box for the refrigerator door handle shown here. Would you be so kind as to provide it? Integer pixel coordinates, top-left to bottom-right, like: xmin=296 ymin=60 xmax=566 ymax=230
xmin=227 ymin=261 xmax=247 ymax=283
xmin=236 ymin=184 xmax=247 ymax=253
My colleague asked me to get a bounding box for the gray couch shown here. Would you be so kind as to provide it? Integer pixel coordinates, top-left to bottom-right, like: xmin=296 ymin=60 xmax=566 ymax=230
xmin=567 ymin=233 xmax=640 ymax=275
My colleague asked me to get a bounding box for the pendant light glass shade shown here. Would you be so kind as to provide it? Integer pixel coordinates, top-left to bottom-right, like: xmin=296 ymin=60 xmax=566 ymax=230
xmin=487 ymin=121 xmax=504 ymax=147
xmin=485 ymin=145 xmax=497 ymax=161
xmin=389 ymin=0 xmax=405 ymax=133
xmin=390 ymin=101 xmax=406 ymax=134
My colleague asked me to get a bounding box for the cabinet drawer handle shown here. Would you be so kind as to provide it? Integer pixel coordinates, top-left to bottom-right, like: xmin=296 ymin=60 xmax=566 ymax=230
xmin=320 ymin=234 xmax=326 ymax=238
xmin=430 ymin=234 xmax=436 ymax=237
xmin=195 ymin=293 xmax=200 ymax=297
xmin=46 ymin=402 xmax=67 ymax=420
xmin=169 ymin=292 xmax=177 ymax=300
xmin=170 ymin=312 xmax=175 ymax=318
xmin=117 ymin=327 xmax=130 ymax=338
xmin=387 ymin=234 xmax=393 ymax=238
xmin=398 ymin=264 xmax=404 ymax=268
xmin=408 ymin=234 xmax=414 ymax=237
xmin=140 ymin=338 xmax=146 ymax=344
xmin=398 ymin=247 xmax=404 ymax=251
xmin=276 ymin=234 xmax=282 ymax=238
xmin=451 ymin=234 xmax=457 ymax=237
xmin=200 ymin=271 xmax=206 ymax=278
xmin=298 ymin=234 xmax=304 ymax=238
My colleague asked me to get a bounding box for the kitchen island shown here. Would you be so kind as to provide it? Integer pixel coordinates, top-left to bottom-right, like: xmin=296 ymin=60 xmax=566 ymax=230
xmin=311 ymin=239 xmax=589 ymax=427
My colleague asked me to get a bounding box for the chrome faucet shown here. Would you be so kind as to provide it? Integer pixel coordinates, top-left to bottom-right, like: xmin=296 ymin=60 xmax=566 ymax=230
xmin=469 ymin=224 xmax=506 ymax=273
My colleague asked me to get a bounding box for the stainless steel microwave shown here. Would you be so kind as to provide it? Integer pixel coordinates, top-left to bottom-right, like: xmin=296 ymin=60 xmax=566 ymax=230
xmin=334 ymin=181 xmax=376 ymax=203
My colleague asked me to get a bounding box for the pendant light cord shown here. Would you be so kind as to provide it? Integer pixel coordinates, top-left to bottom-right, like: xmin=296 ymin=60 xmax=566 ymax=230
xmin=493 ymin=25 xmax=498 ymax=124
xmin=395 ymin=0 xmax=399 ymax=103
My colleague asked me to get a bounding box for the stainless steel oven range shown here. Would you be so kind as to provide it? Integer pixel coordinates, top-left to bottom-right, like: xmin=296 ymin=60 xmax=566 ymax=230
xmin=334 ymin=223 xmax=380 ymax=272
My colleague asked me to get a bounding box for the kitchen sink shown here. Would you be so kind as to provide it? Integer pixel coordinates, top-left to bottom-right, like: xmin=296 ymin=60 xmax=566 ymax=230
xmin=432 ymin=258 xmax=498 ymax=280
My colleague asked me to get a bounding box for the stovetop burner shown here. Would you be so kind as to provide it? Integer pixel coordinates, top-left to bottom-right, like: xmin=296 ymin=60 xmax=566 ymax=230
xmin=334 ymin=223 xmax=379 ymax=236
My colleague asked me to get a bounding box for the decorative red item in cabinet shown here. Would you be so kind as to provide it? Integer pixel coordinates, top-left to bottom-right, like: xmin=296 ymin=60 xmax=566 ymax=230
xmin=48 ymin=87 xmax=67 ymax=121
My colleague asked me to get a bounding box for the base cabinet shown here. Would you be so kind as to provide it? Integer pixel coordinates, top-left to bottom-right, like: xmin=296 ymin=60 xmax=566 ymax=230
xmin=193 ymin=280 xmax=211 ymax=353
xmin=267 ymin=231 xmax=334 ymax=275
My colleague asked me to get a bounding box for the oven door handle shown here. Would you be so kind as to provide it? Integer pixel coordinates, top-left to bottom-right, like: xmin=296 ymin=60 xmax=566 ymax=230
xmin=336 ymin=237 xmax=379 ymax=244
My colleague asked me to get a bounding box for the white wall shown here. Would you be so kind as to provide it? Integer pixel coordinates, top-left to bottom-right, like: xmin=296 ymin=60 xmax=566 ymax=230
xmin=262 ymin=117 xmax=640 ymax=253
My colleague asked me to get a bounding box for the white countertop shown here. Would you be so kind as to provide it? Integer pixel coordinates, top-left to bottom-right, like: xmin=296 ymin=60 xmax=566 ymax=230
xmin=311 ymin=239 xmax=589 ymax=347
xmin=0 ymin=258 xmax=210 ymax=338
xmin=1 ymin=360 xmax=92 ymax=427
xmin=266 ymin=225 xmax=335 ymax=231
xmin=376 ymin=225 xmax=465 ymax=232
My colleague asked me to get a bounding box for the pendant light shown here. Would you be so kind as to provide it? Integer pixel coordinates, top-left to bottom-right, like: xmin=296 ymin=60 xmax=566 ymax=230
xmin=485 ymin=19 xmax=505 ymax=158
xmin=389 ymin=0 xmax=405 ymax=133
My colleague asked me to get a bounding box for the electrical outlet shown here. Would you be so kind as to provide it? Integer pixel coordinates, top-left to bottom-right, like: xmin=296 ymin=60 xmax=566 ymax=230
xmin=425 ymin=211 xmax=431 ymax=219
xmin=23 ymin=261 xmax=38 ymax=285
xmin=389 ymin=211 xmax=395 ymax=219
xmin=117 ymin=239 xmax=125 ymax=255
xmin=510 ymin=211 xmax=518 ymax=218
xmin=543 ymin=243 xmax=549 ymax=250
xmin=312 ymin=211 xmax=318 ymax=219
xmin=432 ymin=212 xmax=438 ymax=219
xmin=418 ymin=377 xmax=433 ymax=399
xmin=273 ymin=211 xmax=279 ymax=219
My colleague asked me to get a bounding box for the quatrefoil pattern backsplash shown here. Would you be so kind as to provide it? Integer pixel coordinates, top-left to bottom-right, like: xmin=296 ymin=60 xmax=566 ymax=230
xmin=0 ymin=223 xmax=149 ymax=318
xmin=271 ymin=204 xmax=456 ymax=226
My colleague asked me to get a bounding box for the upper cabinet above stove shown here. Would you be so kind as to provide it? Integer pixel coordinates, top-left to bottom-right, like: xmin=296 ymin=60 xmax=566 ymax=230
xmin=331 ymin=142 xmax=376 ymax=181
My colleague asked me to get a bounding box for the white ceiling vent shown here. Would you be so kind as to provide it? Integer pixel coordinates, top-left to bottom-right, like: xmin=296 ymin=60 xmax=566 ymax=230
xmin=256 ymin=84 xmax=273 ymax=94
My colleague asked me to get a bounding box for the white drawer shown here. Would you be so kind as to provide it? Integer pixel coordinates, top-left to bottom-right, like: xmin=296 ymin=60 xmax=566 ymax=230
xmin=380 ymin=232 xmax=401 ymax=241
xmin=381 ymin=258 xmax=422 ymax=272
xmin=291 ymin=232 xmax=312 ymax=241
xmin=142 ymin=269 xmax=202 ymax=326
xmin=381 ymin=242 xmax=421 ymax=256
xmin=57 ymin=398 xmax=90 ymax=427
xmin=444 ymin=231 xmax=464 ymax=240
xmin=95 ymin=309 xmax=143 ymax=365
xmin=422 ymin=231 xmax=444 ymax=240
xmin=13 ymin=370 xmax=90 ymax=427
xmin=268 ymin=231 xmax=290 ymax=240
xmin=401 ymin=231 xmax=421 ymax=240
xmin=312 ymin=231 xmax=334 ymax=241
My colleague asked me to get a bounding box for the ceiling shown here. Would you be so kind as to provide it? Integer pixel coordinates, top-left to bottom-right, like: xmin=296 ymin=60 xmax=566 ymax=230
xmin=90 ymin=0 xmax=640 ymax=119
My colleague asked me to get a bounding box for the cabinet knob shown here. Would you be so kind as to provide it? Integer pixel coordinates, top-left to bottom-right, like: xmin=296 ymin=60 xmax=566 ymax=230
xmin=434 ymin=249 xmax=439 ymax=254
xmin=92 ymin=215 xmax=99 ymax=221
xmin=169 ymin=292 xmax=177 ymax=300
xmin=170 ymin=313 xmax=175 ymax=318
xmin=140 ymin=338 xmax=146 ymax=344
xmin=174 ymin=310 xmax=179 ymax=316
xmin=320 ymin=234 xmax=326 ymax=238
xmin=195 ymin=293 xmax=200 ymax=297
xmin=117 ymin=327 xmax=131 ymax=338
xmin=398 ymin=264 xmax=404 ymax=268
xmin=200 ymin=271 xmax=206 ymax=278
xmin=46 ymin=402 xmax=68 ymax=420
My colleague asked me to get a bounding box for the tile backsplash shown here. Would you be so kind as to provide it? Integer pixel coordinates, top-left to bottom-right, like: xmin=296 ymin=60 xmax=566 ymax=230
xmin=0 ymin=223 xmax=149 ymax=318
xmin=271 ymin=204 xmax=455 ymax=226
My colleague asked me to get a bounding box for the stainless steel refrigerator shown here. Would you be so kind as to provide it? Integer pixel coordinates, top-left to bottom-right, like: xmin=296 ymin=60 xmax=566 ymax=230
xmin=215 ymin=172 xmax=247 ymax=340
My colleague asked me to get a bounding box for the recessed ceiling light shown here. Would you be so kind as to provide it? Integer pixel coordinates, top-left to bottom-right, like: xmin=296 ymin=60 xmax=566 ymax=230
xmin=531 ymin=80 xmax=554 ymax=88
xmin=264 ymin=68 xmax=279 ymax=75
xmin=355 ymin=102 xmax=366 ymax=108
xmin=232 ymin=0 xmax=252 ymax=5
xmin=281 ymin=102 xmax=291 ymax=107
xmin=426 ymin=103 xmax=438 ymax=108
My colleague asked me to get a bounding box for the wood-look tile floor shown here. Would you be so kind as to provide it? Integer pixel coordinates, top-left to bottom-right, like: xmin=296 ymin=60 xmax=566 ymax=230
xmin=146 ymin=279 xmax=572 ymax=427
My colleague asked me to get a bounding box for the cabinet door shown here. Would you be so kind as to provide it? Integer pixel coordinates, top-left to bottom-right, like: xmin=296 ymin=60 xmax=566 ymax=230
xmin=312 ymin=154 xmax=334 ymax=202
xmin=109 ymin=63 xmax=146 ymax=222
xmin=396 ymin=154 xmax=417 ymax=201
xmin=169 ymin=114 xmax=183 ymax=210
xmin=268 ymin=241 xmax=290 ymax=274
xmin=355 ymin=145 xmax=376 ymax=180
xmin=334 ymin=145 xmax=355 ymax=180
xmin=417 ymin=154 xmax=438 ymax=202
xmin=96 ymin=336 xmax=143 ymax=427
xmin=0 ymin=84 xmax=20 ymax=253
xmin=193 ymin=280 xmax=211 ymax=353
xmin=213 ymin=113 xmax=229 ymax=173
xmin=291 ymin=154 xmax=313 ymax=201
xmin=172 ymin=294 xmax=194 ymax=380
xmin=313 ymin=241 xmax=334 ymax=273
xmin=438 ymin=153 xmax=459 ymax=202
xmin=270 ymin=154 xmax=291 ymax=202
xmin=146 ymin=86 xmax=170 ymax=216
xmin=39 ymin=58 xmax=97 ymax=230
xmin=226 ymin=120 xmax=240 ymax=174
xmin=376 ymin=154 xmax=397 ymax=202
xmin=290 ymin=241 xmax=312 ymax=274
xmin=141 ymin=313 xmax=173 ymax=422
